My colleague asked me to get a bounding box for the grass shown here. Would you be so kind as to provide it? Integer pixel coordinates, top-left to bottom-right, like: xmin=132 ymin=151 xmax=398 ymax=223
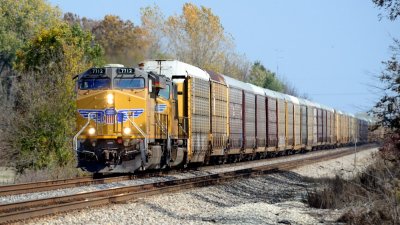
xmin=14 ymin=164 xmax=89 ymax=183
xmin=307 ymin=136 xmax=400 ymax=225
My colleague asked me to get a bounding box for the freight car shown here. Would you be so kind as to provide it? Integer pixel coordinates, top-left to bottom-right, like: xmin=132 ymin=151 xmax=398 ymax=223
xmin=74 ymin=60 xmax=370 ymax=173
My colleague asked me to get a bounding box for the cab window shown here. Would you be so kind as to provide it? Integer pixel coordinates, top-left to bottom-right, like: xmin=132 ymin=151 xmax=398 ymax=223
xmin=114 ymin=78 xmax=145 ymax=89
xmin=79 ymin=78 xmax=110 ymax=90
xmin=158 ymin=84 xmax=170 ymax=99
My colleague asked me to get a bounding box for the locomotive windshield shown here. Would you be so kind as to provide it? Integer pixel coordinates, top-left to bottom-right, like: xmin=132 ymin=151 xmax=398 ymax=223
xmin=114 ymin=78 xmax=145 ymax=89
xmin=79 ymin=78 xmax=111 ymax=90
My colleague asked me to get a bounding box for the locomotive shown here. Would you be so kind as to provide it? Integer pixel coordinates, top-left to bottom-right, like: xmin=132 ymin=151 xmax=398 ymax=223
xmin=74 ymin=60 xmax=370 ymax=173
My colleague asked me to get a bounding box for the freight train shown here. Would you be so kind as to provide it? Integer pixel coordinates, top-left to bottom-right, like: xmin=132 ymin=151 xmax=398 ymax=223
xmin=74 ymin=60 xmax=371 ymax=173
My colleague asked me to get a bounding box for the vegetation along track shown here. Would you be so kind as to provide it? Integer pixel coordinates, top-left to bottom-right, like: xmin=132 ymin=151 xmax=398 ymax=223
xmin=0 ymin=144 xmax=376 ymax=224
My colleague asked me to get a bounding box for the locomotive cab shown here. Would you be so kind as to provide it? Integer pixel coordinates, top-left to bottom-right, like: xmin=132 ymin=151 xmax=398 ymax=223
xmin=74 ymin=64 xmax=182 ymax=173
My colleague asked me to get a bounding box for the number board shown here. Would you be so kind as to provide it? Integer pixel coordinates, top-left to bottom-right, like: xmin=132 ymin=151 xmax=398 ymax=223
xmin=117 ymin=68 xmax=135 ymax=74
xmin=90 ymin=68 xmax=105 ymax=75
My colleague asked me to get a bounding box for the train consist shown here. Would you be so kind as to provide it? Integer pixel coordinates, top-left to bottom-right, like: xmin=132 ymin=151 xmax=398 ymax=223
xmin=74 ymin=60 xmax=370 ymax=173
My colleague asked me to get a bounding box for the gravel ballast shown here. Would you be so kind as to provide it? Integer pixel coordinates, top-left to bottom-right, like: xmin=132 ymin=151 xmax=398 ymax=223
xmin=1 ymin=146 xmax=367 ymax=205
xmin=21 ymin=147 xmax=378 ymax=225
xmin=28 ymin=172 xmax=331 ymax=225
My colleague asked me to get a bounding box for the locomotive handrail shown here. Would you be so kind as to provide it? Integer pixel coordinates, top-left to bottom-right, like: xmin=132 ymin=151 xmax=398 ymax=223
xmin=126 ymin=115 xmax=147 ymax=148
xmin=178 ymin=117 xmax=188 ymax=137
xmin=126 ymin=114 xmax=148 ymax=166
xmin=178 ymin=123 xmax=187 ymax=136
xmin=73 ymin=112 xmax=96 ymax=152
xmin=155 ymin=117 xmax=168 ymax=135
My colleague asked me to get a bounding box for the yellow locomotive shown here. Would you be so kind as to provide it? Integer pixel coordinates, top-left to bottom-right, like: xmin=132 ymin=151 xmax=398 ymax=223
xmin=75 ymin=60 xmax=371 ymax=173
xmin=74 ymin=63 xmax=184 ymax=173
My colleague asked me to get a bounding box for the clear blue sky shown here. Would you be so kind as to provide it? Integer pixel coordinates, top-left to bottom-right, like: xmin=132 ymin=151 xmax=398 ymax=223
xmin=48 ymin=0 xmax=400 ymax=114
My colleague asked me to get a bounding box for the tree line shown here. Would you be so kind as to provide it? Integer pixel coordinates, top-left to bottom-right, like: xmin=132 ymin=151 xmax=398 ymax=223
xmin=62 ymin=5 xmax=298 ymax=94
xmin=0 ymin=0 xmax=301 ymax=172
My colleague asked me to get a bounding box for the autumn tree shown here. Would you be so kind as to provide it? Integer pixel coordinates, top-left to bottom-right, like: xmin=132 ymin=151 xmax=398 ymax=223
xmin=140 ymin=6 xmax=169 ymax=59
xmin=64 ymin=10 xmax=167 ymax=65
xmin=9 ymin=23 xmax=103 ymax=171
xmin=163 ymin=3 xmax=233 ymax=72
xmin=220 ymin=52 xmax=250 ymax=80
xmin=63 ymin=12 xmax=99 ymax=32
xmin=91 ymin=15 xmax=150 ymax=66
xmin=0 ymin=0 xmax=61 ymax=167
xmin=0 ymin=0 xmax=60 ymax=76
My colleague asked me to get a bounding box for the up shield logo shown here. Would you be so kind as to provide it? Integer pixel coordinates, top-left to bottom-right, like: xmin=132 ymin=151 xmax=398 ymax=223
xmin=104 ymin=108 xmax=118 ymax=124
xmin=78 ymin=108 xmax=144 ymax=124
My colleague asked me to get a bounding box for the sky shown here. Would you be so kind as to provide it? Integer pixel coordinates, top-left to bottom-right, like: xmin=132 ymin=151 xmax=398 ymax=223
xmin=48 ymin=0 xmax=400 ymax=114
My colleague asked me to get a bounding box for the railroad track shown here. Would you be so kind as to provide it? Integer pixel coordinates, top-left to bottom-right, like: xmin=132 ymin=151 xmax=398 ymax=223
xmin=0 ymin=144 xmax=371 ymax=197
xmin=0 ymin=171 xmax=169 ymax=197
xmin=0 ymin=176 xmax=126 ymax=197
xmin=0 ymin=144 xmax=376 ymax=224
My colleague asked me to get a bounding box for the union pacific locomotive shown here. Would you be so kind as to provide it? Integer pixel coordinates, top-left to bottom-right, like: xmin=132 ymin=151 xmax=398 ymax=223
xmin=74 ymin=60 xmax=370 ymax=173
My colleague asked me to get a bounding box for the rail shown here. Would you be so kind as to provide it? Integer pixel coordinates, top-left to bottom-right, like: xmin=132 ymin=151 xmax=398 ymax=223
xmin=0 ymin=170 xmax=167 ymax=197
xmin=0 ymin=145 xmax=377 ymax=224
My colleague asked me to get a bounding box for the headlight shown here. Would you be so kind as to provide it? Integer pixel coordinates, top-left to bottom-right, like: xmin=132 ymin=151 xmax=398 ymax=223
xmin=107 ymin=93 xmax=114 ymax=104
xmin=88 ymin=127 xmax=96 ymax=135
xmin=123 ymin=127 xmax=132 ymax=135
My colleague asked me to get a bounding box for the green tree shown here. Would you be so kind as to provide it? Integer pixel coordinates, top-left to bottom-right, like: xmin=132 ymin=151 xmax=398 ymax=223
xmin=0 ymin=0 xmax=60 ymax=75
xmin=247 ymin=61 xmax=285 ymax=92
xmin=11 ymin=23 xmax=103 ymax=171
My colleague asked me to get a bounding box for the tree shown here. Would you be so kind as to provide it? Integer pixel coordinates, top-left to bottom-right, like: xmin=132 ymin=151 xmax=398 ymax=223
xmin=373 ymin=0 xmax=400 ymax=20
xmin=372 ymin=0 xmax=400 ymax=131
xmin=63 ymin=12 xmax=99 ymax=32
xmin=91 ymin=15 xmax=150 ymax=66
xmin=222 ymin=52 xmax=250 ymax=81
xmin=164 ymin=3 xmax=233 ymax=72
xmin=281 ymin=78 xmax=300 ymax=97
xmin=0 ymin=0 xmax=60 ymax=75
xmin=247 ymin=61 xmax=285 ymax=92
xmin=371 ymin=39 xmax=400 ymax=131
xmin=10 ymin=23 xmax=103 ymax=171
xmin=140 ymin=6 xmax=170 ymax=59
xmin=140 ymin=4 xmax=251 ymax=78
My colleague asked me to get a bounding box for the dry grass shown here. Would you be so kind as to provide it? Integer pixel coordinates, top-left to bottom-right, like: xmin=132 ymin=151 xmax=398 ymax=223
xmin=15 ymin=164 xmax=89 ymax=183
xmin=307 ymin=135 xmax=400 ymax=224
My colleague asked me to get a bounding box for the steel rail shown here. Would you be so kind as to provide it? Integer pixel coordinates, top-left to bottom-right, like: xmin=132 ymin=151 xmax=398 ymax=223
xmin=0 ymin=144 xmax=375 ymax=197
xmin=0 ymin=171 xmax=166 ymax=197
xmin=0 ymin=176 xmax=135 ymax=197
xmin=0 ymin=145 xmax=375 ymax=224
